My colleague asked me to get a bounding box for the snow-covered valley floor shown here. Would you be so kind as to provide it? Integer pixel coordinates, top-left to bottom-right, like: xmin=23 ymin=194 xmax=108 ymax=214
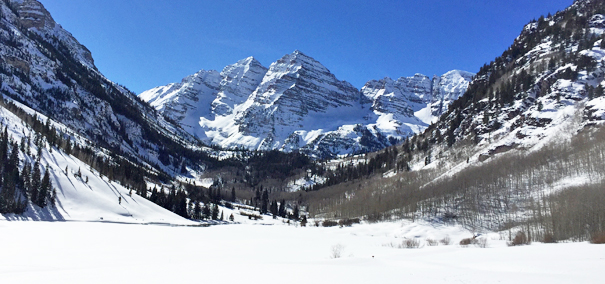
xmin=0 ymin=220 xmax=602 ymax=283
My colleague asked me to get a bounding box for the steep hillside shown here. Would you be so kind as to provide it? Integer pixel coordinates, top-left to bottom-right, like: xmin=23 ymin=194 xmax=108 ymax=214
xmin=141 ymin=51 xmax=473 ymax=158
xmin=0 ymin=0 xmax=215 ymax=176
xmin=0 ymin=95 xmax=194 ymax=223
xmin=296 ymin=0 xmax=605 ymax=242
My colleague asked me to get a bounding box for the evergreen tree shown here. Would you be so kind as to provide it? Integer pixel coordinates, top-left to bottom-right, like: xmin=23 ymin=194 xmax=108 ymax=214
xmin=38 ymin=168 xmax=52 ymax=207
xmin=270 ymin=200 xmax=278 ymax=216
xmin=150 ymin=186 xmax=158 ymax=203
xmin=193 ymin=201 xmax=201 ymax=220
xmin=21 ymin=162 xmax=32 ymax=196
xmin=586 ymin=84 xmax=595 ymax=99
xmin=0 ymin=126 xmax=8 ymax=164
xmin=31 ymin=158 xmax=41 ymax=204
xmin=293 ymin=205 xmax=299 ymax=221
xmin=211 ymin=204 xmax=219 ymax=220
xmin=175 ymin=190 xmax=188 ymax=218
xmin=202 ymin=203 xmax=211 ymax=220
xmin=596 ymin=85 xmax=604 ymax=97
xmin=278 ymin=199 xmax=286 ymax=217
xmin=260 ymin=190 xmax=269 ymax=214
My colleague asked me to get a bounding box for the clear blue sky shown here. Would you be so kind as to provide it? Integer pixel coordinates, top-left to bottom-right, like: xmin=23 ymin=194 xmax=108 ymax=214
xmin=41 ymin=0 xmax=572 ymax=94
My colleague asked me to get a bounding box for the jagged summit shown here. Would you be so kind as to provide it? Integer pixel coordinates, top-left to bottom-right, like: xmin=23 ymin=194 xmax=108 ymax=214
xmin=361 ymin=70 xmax=473 ymax=126
xmin=214 ymin=56 xmax=268 ymax=116
xmin=141 ymin=50 xmax=474 ymax=158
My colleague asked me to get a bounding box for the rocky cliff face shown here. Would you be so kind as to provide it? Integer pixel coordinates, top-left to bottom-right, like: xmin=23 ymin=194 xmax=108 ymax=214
xmin=0 ymin=0 xmax=196 ymax=170
xmin=141 ymin=51 xmax=473 ymax=158
xmin=12 ymin=0 xmax=95 ymax=69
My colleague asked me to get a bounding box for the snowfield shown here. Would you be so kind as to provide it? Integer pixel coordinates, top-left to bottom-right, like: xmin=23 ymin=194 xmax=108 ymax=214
xmin=0 ymin=220 xmax=602 ymax=283
xmin=0 ymin=101 xmax=195 ymax=225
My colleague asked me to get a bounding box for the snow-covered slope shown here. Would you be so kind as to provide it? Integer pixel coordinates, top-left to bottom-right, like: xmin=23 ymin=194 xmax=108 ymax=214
xmin=141 ymin=51 xmax=473 ymax=158
xmin=0 ymin=101 xmax=193 ymax=224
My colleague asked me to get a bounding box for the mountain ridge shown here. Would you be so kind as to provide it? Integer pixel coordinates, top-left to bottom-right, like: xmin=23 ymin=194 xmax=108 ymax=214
xmin=141 ymin=50 xmax=474 ymax=158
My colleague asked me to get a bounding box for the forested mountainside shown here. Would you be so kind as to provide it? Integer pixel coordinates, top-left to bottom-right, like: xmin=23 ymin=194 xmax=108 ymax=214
xmin=140 ymin=52 xmax=473 ymax=159
xmin=290 ymin=0 xmax=605 ymax=242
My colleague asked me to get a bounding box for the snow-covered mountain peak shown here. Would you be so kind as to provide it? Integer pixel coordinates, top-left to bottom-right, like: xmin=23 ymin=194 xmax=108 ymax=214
xmin=226 ymin=50 xmax=368 ymax=152
xmin=221 ymin=56 xmax=262 ymax=75
xmin=270 ymin=50 xmax=331 ymax=77
xmin=430 ymin=70 xmax=474 ymax=117
xmin=360 ymin=70 xmax=474 ymax=126
xmin=140 ymin=69 xmax=220 ymax=112
xmin=214 ymin=57 xmax=268 ymax=116
xmin=141 ymin=51 xmax=473 ymax=157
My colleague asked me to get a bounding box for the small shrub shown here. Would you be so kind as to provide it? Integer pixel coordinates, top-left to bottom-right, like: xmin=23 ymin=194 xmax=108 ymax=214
xmin=322 ymin=220 xmax=338 ymax=227
xmin=508 ymin=231 xmax=530 ymax=246
xmin=338 ymin=218 xmax=361 ymax=227
xmin=331 ymin=244 xmax=345 ymax=258
xmin=440 ymin=235 xmax=451 ymax=245
xmin=400 ymin=239 xmax=421 ymax=249
xmin=366 ymin=212 xmax=385 ymax=223
xmin=542 ymin=233 xmax=556 ymax=243
xmin=459 ymin=238 xmax=474 ymax=246
xmin=590 ymin=232 xmax=605 ymax=244
xmin=425 ymin=238 xmax=438 ymax=246
xmin=475 ymin=238 xmax=488 ymax=248
xmin=300 ymin=216 xmax=307 ymax=227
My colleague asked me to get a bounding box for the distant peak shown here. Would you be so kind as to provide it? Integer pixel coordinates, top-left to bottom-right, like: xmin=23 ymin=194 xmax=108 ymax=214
xmin=237 ymin=56 xmax=259 ymax=65
xmin=221 ymin=56 xmax=267 ymax=77
xmin=291 ymin=50 xmax=314 ymax=59
xmin=274 ymin=50 xmax=320 ymax=67
xmin=442 ymin=69 xmax=475 ymax=78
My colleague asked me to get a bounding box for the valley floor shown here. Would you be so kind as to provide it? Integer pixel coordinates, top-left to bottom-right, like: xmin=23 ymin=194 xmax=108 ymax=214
xmin=0 ymin=220 xmax=602 ymax=283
